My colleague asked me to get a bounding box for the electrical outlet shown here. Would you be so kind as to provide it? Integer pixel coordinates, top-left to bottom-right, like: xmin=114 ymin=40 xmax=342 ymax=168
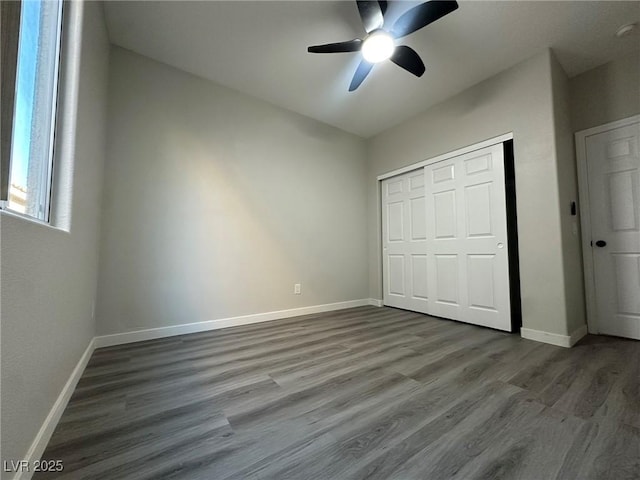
xmin=294 ymin=283 xmax=301 ymax=295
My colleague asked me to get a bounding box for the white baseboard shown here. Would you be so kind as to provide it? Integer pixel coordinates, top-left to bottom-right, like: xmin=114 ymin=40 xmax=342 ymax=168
xmin=15 ymin=338 xmax=96 ymax=480
xmin=569 ymin=324 xmax=589 ymax=346
xmin=95 ymin=299 xmax=373 ymax=348
xmin=520 ymin=324 xmax=588 ymax=348
xmin=368 ymin=298 xmax=383 ymax=307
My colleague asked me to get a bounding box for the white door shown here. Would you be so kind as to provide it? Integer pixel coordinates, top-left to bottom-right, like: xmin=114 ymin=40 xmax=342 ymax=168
xmin=424 ymin=144 xmax=511 ymax=331
xmin=381 ymin=169 xmax=430 ymax=313
xmin=382 ymin=144 xmax=512 ymax=331
xmin=585 ymin=121 xmax=640 ymax=339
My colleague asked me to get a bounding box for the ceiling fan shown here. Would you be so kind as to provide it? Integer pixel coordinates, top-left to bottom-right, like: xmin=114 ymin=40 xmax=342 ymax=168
xmin=308 ymin=1 xmax=459 ymax=91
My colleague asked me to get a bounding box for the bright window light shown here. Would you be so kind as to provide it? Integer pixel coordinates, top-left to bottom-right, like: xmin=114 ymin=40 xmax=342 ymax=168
xmin=361 ymin=31 xmax=395 ymax=64
xmin=7 ymin=0 xmax=63 ymax=221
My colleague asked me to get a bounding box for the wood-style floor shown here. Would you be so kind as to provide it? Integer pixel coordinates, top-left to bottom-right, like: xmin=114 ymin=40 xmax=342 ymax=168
xmin=37 ymin=306 xmax=639 ymax=480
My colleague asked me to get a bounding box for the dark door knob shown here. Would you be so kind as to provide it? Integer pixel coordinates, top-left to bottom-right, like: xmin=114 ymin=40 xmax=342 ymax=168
xmin=595 ymin=240 xmax=607 ymax=247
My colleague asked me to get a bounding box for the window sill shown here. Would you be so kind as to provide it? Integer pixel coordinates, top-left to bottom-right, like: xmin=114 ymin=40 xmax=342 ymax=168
xmin=0 ymin=207 xmax=69 ymax=234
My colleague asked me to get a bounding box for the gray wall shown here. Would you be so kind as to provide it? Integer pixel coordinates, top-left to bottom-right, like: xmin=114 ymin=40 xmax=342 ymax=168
xmin=0 ymin=2 xmax=108 ymax=475
xmin=550 ymin=52 xmax=586 ymax=334
xmin=570 ymin=50 xmax=640 ymax=133
xmin=368 ymin=49 xmax=584 ymax=337
xmin=95 ymin=48 xmax=369 ymax=335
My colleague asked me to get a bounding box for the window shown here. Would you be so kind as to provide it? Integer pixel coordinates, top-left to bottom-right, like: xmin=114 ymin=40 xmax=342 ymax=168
xmin=1 ymin=0 xmax=63 ymax=222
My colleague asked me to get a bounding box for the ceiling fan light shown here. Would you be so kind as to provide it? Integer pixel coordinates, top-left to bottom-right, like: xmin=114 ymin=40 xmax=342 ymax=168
xmin=361 ymin=31 xmax=395 ymax=63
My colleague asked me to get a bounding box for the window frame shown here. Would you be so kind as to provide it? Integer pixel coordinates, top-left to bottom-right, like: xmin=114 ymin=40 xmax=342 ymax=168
xmin=1 ymin=0 xmax=65 ymax=224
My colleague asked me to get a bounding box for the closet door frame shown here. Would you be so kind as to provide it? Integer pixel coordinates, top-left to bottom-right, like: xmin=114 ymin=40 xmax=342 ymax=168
xmin=377 ymin=133 xmax=520 ymax=331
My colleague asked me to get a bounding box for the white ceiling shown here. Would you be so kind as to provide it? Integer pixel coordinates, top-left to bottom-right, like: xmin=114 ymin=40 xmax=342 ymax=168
xmin=104 ymin=1 xmax=640 ymax=137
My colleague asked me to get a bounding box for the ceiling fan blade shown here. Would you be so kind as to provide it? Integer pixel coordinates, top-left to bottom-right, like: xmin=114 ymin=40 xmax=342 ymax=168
xmin=378 ymin=1 xmax=388 ymax=17
xmin=349 ymin=60 xmax=374 ymax=91
xmin=308 ymin=39 xmax=363 ymax=53
xmin=390 ymin=45 xmax=426 ymax=77
xmin=356 ymin=1 xmax=384 ymax=33
xmin=390 ymin=1 xmax=458 ymax=38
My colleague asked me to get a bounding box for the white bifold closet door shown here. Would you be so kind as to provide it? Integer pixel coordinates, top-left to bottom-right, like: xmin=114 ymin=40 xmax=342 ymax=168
xmin=382 ymin=144 xmax=512 ymax=331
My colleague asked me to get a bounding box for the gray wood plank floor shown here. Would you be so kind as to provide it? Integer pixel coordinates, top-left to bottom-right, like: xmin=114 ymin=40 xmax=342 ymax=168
xmin=36 ymin=306 xmax=640 ymax=479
